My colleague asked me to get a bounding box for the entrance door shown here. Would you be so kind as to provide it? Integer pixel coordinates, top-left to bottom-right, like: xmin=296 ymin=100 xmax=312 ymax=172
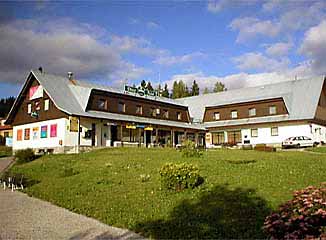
xmin=110 ymin=125 xmax=118 ymax=146
xmin=145 ymin=130 xmax=151 ymax=147
xmin=91 ymin=123 xmax=96 ymax=146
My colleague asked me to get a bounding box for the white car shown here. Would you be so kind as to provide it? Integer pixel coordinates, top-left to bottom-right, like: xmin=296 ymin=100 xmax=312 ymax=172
xmin=282 ymin=136 xmax=316 ymax=149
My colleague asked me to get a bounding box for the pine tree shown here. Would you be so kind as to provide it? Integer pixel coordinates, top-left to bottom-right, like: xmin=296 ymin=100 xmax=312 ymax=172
xmin=191 ymin=80 xmax=200 ymax=96
xmin=162 ymin=84 xmax=170 ymax=98
xmin=213 ymin=81 xmax=227 ymax=92
xmin=140 ymin=80 xmax=146 ymax=88
xmin=172 ymin=81 xmax=179 ymax=99
xmin=146 ymin=82 xmax=154 ymax=91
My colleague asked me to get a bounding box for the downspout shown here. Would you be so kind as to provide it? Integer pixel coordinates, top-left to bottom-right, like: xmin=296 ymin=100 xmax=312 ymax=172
xmin=77 ymin=116 xmax=81 ymax=153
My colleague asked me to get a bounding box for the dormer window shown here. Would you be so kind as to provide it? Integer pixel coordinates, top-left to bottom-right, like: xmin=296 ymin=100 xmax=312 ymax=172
xmin=269 ymin=105 xmax=277 ymax=115
xmin=118 ymin=102 xmax=125 ymax=113
xmin=214 ymin=112 xmax=220 ymax=120
xmin=177 ymin=112 xmax=182 ymax=120
xmin=231 ymin=110 xmax=238 ymax=119
xmin=163 ymin=109 xmax=169 ymax=119
xmin=150 ymin=108 xmax=156 ymax=117
xmin=98 ymin=99 xmax=107 ymax=110
xmin=136 ymin=105 xmax=142 ymax=115
xmin=249 ymin=108 xmax=256 ymax=117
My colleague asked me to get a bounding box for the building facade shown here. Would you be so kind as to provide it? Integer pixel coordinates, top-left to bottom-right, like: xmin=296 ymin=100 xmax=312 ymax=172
xmin=5 ymin=70 xmax=326 ymax=153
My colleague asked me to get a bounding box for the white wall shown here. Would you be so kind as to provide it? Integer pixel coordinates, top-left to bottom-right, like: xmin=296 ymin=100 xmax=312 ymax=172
xmin=13 ymin=118 xmax=66 ymax=151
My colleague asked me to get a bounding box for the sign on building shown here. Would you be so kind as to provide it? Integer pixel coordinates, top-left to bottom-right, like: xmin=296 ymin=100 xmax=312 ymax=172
xmin=124 ymin=85 xmax=159 ymax=97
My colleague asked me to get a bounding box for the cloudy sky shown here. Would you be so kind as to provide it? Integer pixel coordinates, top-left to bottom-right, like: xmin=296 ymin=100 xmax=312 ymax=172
xmin=0 ymin=0 xmax=326 ymax=97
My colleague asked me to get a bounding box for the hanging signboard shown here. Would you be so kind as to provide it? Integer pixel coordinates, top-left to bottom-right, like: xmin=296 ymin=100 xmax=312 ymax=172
xmin=124 ymin=85 xmax=159 ymax=97
xmin=144 ymin=127 xmax=153 ymax=131
xmin=126 ymin=125 xmax=136 ymax=129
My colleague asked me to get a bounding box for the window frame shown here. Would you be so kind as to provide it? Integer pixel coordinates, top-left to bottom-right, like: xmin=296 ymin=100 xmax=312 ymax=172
xmin=177 ymin=112 xmax=182 ymax=120
xmin=44 ymin=99 xmax=50 ymax=111
xmin=269 ymin=105 xmax=277 ymax=115
xmin=27 ymin=103 xmax=32 ymax=114
xmin=251 ymin=128 xmax=258 ymax=137
xmin=271 ymin=127 xmax=278 ymax=136
xmin=136 ymin=105 xmax=142 ymax=115
xmin=214 ymin=112 xmax=220 ymax=120
xmin=163 ymin=109 xmax=169 ymax=119
xmin=249 ymin=108 xmax=256 ymax=117
xmin=231 ymin=110 xmax=238 ymax=119
xmin=97 ymin=98 xmax=107 ymax=110
xmin=118 ymin=102 xmax=126 ymax=113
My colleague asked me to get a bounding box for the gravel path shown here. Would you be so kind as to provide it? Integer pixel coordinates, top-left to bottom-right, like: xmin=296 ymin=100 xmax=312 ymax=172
xmin=0 ymin=156 xmax=15 ymax=173
xmin=0 ymin=190 xmax=143 ymax=240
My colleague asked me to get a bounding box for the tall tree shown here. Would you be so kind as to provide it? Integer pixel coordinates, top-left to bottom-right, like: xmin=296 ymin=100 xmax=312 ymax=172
xmin=185 ymin=85 xmax=190 ymax=97
xmin=146 ymin=82 xmax=154 ymax=91
xmin=162 ymin=84 xmax=170 ymax=98
xmin=191 ymin=80 xmax=200 ymax=96
xmin=0 ymin=96 xmax=15 ymax=118
xmin=213 ymin=81 xmax=227 ymax=92
xmin=172 ymin=81 xmax=179 ymax=99
xmin=140 ymin=80 xmax=146 ymax=88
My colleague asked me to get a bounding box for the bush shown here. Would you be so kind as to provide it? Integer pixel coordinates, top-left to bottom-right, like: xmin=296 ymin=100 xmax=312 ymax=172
xmin=181 ymin=140 xmax=203 ymax=158
xmin=15 ymin=148 xmax=36 ymax=164
xmin=159 ymin=163 xmax=202 ymax=191
xmin=264 ymin=183 xmax=326 ymax=239
xmin=254 ymin=144 xmax=276 ymax=152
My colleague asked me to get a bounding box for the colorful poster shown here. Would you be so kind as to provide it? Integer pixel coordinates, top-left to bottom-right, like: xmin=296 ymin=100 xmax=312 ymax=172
xmin=41 ymin=125 xmax=47 ymax=138
xmin=24 ymin=128 xmax=30 ymax=140
xmin=32 ymin=127 xmax=39 ymax=140
xmin=69 ymin=117 xmax=79 ymax=132
xmin=29 ymin=85 xmax=43 ymax=100
xmin=17 ymin=129 xmax=22 ymax=141
xmin=50 ymin=124 xmax=57 ymax=137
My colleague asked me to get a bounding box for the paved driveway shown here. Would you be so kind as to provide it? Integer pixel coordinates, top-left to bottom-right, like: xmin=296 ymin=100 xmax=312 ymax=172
xmin=0 ymin=157 xmax=143 ymax=240
xmin=0 ymin=157 xmax=15 ymax=173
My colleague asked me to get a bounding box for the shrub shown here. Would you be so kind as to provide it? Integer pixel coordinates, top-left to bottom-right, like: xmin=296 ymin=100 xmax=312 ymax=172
xmin=159 ymin=163 xmax=202 ymax=191
xmin=181 ymin=140 xmax=203 ymax=158
xmin=15 ymin=148 xmax=36 ymax=164
xmin=263 ymin=183 xmax=326 ymax=239
xmin=254 ymin=144 xmax=276 ymax=152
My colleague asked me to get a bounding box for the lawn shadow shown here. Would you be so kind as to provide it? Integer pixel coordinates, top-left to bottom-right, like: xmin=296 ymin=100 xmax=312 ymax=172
xmin=133 ymin=185 xmax=271 ymax=239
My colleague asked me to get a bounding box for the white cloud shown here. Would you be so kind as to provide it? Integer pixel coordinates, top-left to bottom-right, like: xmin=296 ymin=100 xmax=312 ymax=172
xmin=164 ymin=61 xmax=315 ymax=93
xmin=299 ymin=20 xmax=326 ymax=74
xmin=229 ymin=17 xmax=280 ymax=42
xmin=207 ymin=0 xmax=228 ymax=13
xmin=233 ymin=52 xmax=289 ymax=72
xmin=265 ymin=42 xmax=292 ymax=57
xmin=0 ymin=19 xmax=152 ymax=87
xmin=153 ymin=52 xmax=205 ymax=66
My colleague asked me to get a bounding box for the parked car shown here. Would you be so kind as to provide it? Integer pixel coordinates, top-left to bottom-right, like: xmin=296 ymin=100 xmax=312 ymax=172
xmin=282 ymin=136 xmax=316 ymax=149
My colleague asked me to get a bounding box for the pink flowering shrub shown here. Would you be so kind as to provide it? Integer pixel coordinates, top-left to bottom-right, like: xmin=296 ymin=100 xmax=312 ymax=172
xmin=264 ymin=183 xmax=326 ymax=239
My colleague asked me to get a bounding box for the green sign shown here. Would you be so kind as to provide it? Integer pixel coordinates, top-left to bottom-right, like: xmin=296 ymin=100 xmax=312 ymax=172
xmin=124 ymin=85 xmax=159 ymax=97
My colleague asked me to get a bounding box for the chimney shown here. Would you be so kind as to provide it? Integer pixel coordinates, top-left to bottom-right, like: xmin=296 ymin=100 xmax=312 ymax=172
xmin=67 ymin=72 xmax=74 ymax=81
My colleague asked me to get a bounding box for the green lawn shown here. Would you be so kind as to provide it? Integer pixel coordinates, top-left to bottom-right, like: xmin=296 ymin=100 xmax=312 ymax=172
xmin=8 ymin=148 xmax=326 ymax=239
xmin=0 ymin=146 xmax=12 ymax=158
xmin=307 ymin=146 xmax=326 ymax=153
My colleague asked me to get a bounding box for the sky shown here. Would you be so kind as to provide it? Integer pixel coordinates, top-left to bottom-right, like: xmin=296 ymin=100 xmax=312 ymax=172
xmin=0 ymin=0 xmax=326 ymax=97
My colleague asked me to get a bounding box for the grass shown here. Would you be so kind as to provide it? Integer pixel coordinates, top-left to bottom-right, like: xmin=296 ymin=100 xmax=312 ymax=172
xmin=306 ymin=146 xmax=326 ymax=153
xmin=0 ymin=146 xmax=12 ymax=158
xmin=8 ymin=147 xmax=326 ymax=238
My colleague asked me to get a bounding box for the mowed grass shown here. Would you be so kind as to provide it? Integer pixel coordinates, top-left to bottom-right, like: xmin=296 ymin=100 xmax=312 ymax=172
xmin=307 ymin=146 xmax=326 ymax=153
xmin=9 ymin=148 xmax=326 ymax=238
xmin=0 ymin=146 xmax=12 ymax=158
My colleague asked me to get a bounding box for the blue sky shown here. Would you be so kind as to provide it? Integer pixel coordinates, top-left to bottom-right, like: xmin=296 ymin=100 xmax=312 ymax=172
xmin=0 ymin=0 xmax=326 ymax=97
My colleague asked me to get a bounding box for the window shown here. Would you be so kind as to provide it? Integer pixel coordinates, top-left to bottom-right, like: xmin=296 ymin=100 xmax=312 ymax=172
xmin=227 ymin=130 xmax=242 ymax=144
xmin=212 ymin=132 xmax=225 ymax=145
xmin=44 ymin=99 xmax=49 ymax=111
xmin=249 ymin=108 xmax=256 ymax=117
xmin=231 ymin=110 xmax=238 ymax=119
xmin=271 ymin=127 xmax=278 ymax=136
xmin=150 ymin=108 xmax=156 ymax=117
xmin=163 ymin=109 xmax=169 ymax=119
xmin=35 ymin=101 xmax=40 ymax=111
xmin=214 ymin=112 xmax=220 ymax=120
xmin=41 ymin=125 xmax=47 ymax=138
xmin=118 ymin=102 xmax=125 ymax=112
xmin=97 ymin=99 xmax=107 ymax=110
xmin=136 ymin=105 xmax=142 ymax=115
xmin=27 ymin=103 xmax=32 ymax=114
xmin=17 ymin=129 xmax=22 ymax=141
xmin=269 ymin=105 xmax=277 ymax=115
xmin=177 ymin=112 xmax=182 ymax=120
xmin=24 ymin=128 xmax=30 ymax=140
xmin=50 ymin=124 xmax=57 ymax=137
xmin=251 ymin=128 xmax=258 ymax=137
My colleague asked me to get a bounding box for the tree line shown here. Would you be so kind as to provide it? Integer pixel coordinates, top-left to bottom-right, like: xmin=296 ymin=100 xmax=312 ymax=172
xmin=0 ymin=97 xmax=15 ymax=118
xmin=137 ymin=80 xmax=227 ymax=99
